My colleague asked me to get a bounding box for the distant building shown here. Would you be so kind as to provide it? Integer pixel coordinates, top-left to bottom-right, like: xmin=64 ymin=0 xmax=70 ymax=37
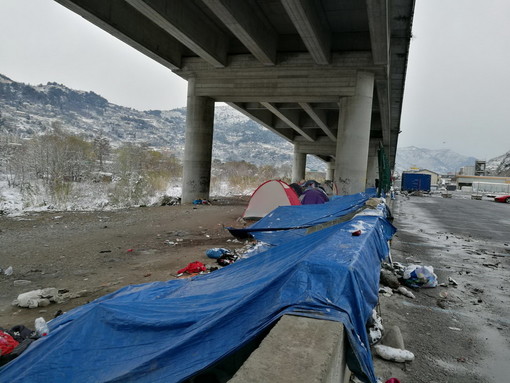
xmin=459 ymin=166 xmax=475 ymax=176
xmin=475 ymin=160 xmax=487 ymax=176
xmin=456 ymin=175 xmax=510 ymax=193
xmin=402 ymin=168 xmax=441 ymax=186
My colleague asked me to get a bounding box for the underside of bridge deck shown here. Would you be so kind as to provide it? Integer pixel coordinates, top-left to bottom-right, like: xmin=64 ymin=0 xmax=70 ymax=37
xmin=55 ymin=0 xmax=414 ymax=201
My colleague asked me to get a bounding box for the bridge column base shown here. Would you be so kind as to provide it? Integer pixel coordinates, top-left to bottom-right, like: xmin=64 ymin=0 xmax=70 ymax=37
xmin=335 ymin=72 xmax=374 ymax=195
xmin=292 ymin=149 xmax=307 ymax=183
xmin=182 ymin=78 xmax=215 ymax=204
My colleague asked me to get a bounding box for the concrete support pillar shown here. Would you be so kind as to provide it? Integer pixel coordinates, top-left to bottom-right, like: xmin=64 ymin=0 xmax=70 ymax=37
xmin=334 ymin=72 xmax=374 ymax=195
xmin=292 ymin=148 xmax=306 ymax=183
xmin=181 ymin=78 xmax=215 ymax=204
xmin=326 ymin=161 xmax=335 ymax=181
xmin=366 ymin=140 xmax=379 ymax=188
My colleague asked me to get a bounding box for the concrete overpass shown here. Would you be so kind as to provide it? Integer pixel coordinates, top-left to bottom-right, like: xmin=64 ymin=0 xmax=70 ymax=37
xmin=55 ymin=0 xmax=415 ymax=203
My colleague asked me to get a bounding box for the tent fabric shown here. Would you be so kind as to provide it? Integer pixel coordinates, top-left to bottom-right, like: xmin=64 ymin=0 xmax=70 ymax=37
xmin=300 ymin=188 xmax=329 ymax=204
xmin=0 ymin=215 xmax=396 ymax=383
xmin=242 ymin=180 xmax=300 ymax=219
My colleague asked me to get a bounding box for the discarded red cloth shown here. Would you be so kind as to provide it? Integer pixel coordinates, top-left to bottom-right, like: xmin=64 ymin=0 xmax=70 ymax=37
xmin=177 ymin=261 xmax=207 ymax=274
xmin=352 ymin=230 xmax=362 ymax=236
xmin=0 ymin=330 xmax=19 ymax=356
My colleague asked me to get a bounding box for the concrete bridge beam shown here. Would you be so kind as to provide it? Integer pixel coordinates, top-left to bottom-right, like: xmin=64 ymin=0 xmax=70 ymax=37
xmin=335 ymin=72 xmax=375 ymax=195
xmin=182 ymin=78 xmax=215 ymax=204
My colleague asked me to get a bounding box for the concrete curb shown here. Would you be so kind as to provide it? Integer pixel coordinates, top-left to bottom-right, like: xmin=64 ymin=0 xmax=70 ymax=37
xmin=229 ymin=315 xmax=349 ymax=383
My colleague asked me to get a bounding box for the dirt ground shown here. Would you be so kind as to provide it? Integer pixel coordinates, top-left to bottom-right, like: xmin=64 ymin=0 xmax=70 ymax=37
xmin=0 ymin=197 xmax=249 ymax=330
xmin=1 ymin=194 xmax=509 ymax=382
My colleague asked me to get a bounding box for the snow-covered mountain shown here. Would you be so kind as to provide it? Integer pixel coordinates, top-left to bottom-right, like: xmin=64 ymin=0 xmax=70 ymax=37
xmin=1 ymin=74 xmax=508 ymax=175
xmin=395 ymin=146 xmax=510 ymax=176
xmin=395 ymin=146 xmax=478 ymax=175
xmin=486 ymin=150 xmax=510 ymax=176
xmin=0 ymin=74 xmax=323 ymax=168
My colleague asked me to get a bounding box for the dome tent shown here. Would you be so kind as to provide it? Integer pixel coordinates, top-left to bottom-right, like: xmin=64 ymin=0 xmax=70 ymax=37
xmin=243 ymin=180 xmax=301 ymax=220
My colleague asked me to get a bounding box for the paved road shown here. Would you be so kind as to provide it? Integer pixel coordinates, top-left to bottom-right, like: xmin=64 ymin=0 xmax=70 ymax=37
xmin=396 ymin=195 xmax=510 ymax=243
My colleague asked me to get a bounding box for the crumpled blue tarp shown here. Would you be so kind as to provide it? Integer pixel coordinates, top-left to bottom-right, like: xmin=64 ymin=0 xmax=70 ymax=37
xmin=0 ymin=215 xmax=395 ymax=383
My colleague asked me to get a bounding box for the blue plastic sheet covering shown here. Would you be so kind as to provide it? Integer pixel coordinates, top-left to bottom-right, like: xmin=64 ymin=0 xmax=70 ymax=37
xmin=250 ymin=198 xmax=390 ymax=247
xmin=0 ymin=215 xmax=395 ymax=383
xmin=229 ymin=192 xmax=373 ymax=241
xmin=232 ymin=191 xmax=385 ymax=247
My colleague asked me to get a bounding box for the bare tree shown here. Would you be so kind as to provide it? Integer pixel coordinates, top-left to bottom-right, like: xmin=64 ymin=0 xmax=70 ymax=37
xmin=93 ymin=133 xmax=111 ymax=171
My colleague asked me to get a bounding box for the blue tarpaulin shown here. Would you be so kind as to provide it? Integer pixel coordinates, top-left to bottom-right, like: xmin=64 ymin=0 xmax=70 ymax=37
xmin=229 ymin=192 xmax=381 ymax=247
xmin=0 ymin=205 xmax=395 ymax=383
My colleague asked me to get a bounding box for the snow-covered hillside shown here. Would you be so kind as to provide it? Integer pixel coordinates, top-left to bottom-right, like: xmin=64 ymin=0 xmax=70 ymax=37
xmin=0 ymin=74 xmax=326 ymax=170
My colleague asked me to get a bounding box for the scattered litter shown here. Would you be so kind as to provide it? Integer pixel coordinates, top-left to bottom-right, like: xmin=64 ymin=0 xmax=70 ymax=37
xmin=177 ymin=261 xmax=207 ymax=275
xmin=397 ymin=286 xmax=415 ymax=299
xmin=379 ymin=286 xmax=393 ymax=297
xmin=216 ymin=252 xmax=239 ymax=266
xmin=392 ymin=262 xmax=405 ymax=271
xmin=367 ymin=309 xmax=384 ymax=345
xmin=352 ymin=230 xmax=362 ymax=236
xmin=99 ymin=250 xmax=111 ymax=253
xmin=160 ymin=196 xmax=181 ymax=206
xmin=193 ymin=199 xmax=211 ymax=205
xmin=448 ymin=277 xmax=458 ymax=286
xmin=4 ymin=266 xmax=13 ymax=276
xmin=385 ymin=379 xmax=401 ymax=383
xmin=127 ymin=249 xmax=134 ymax=253
xmin=13 ymin=280 xmax=32 ymax=286
xmin=448 ymin=327 xmax=461 ymax=331
xmin=373 ymin=344 xmax=415 ymax=362
xmin=205 ymin=248 xmax=231 ymax=259
xmin=12 ymin=288 xmax=87 ymax=308
xmin=164 ymin=240 xmax=176 ymax=246
xmin=0 ymin=330 xmax=19 ymax=357
xmin=380 ymin=269 xmax=400 ymax=289
xmin=403 ymin=264 xmax=437 ymax=288
xmin=34 ymin=317 xmax=49 ymax=337
xmin=439 ymin=291 xmax=448 ymax=299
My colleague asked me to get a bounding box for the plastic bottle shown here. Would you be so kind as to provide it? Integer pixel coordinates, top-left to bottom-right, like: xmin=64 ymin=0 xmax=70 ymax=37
xmin=34 ymin=317 xmax=49 ymax=337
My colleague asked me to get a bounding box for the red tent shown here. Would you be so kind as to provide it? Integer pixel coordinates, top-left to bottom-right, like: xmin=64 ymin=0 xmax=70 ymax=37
xmin=243 ymin=180 xmax=301 ymax=220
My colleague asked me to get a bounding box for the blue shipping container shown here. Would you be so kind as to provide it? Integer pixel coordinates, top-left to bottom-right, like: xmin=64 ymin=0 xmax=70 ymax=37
xmin=402 ymin=173 xmax=431 ymax=192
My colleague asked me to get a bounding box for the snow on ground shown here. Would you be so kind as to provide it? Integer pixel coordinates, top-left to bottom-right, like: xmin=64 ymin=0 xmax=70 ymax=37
xmin=0 ymin=176 xmax=256 ymax=216
xmin=0 ymin=179 xmax=23 ymax=215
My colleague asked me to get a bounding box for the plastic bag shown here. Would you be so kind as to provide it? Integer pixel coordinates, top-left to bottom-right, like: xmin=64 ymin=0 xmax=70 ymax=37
xmin=205 ymin=248 xmax=230 ymax=259
xmin=403 ymin=264 xmax=438 ymax=288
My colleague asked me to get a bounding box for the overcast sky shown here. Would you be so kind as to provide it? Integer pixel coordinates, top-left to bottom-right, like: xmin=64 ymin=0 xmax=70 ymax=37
xmin=1 ymin=0 xmax=509 ymax=160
